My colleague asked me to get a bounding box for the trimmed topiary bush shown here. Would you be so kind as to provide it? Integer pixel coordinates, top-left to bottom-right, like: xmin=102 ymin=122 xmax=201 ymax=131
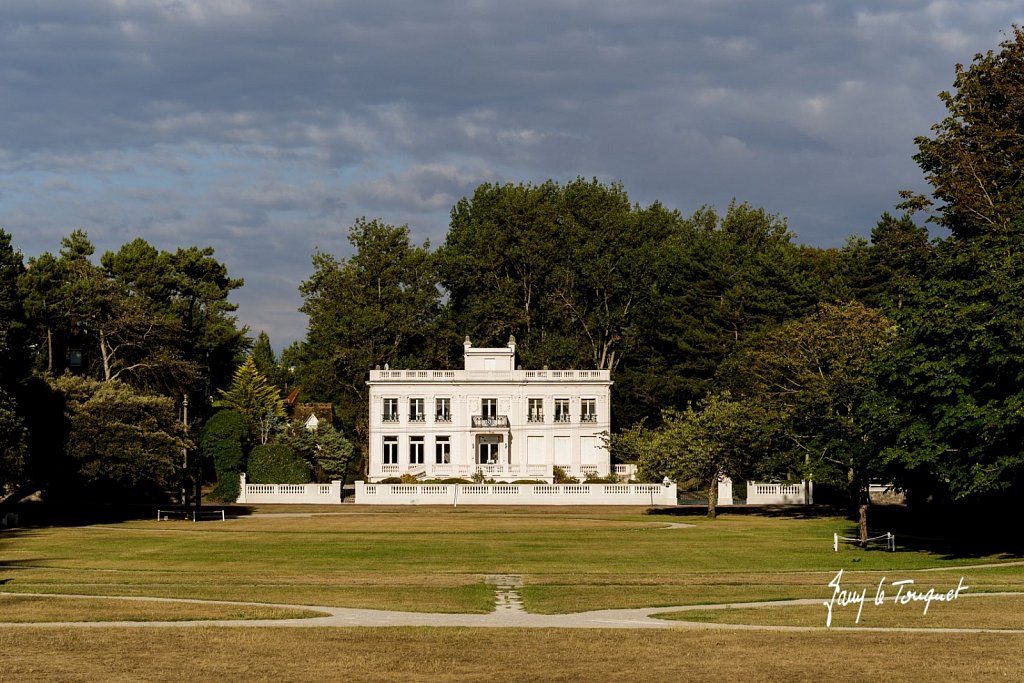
xmin=247 ymin=444 xmax=312 ymax=484
xmin=199 ymin=409 xmax=249 ymax=502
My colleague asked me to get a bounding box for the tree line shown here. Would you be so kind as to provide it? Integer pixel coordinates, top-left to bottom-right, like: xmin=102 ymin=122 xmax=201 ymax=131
xmin=1 ymin=28 xmax=1022 ymax=531
xmin=287 ymin=29 xmax=1024 ymax=534
xmin=0 ymin=230 xmax=248 ymax=502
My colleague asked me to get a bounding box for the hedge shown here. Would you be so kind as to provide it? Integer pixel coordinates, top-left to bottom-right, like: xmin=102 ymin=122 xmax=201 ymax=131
xmin=247 ymin=443 xmax=312 ymax=484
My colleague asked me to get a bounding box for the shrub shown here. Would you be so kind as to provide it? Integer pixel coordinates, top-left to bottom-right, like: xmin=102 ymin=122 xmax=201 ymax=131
xmin=377 ymin=477 xmax=403 ymax=484
xmin=247 ymin=444 xmax=312 ymax=484
xmin=199 ymin=409 xmax=248 ymax=502
xmin=399 ymin=473 xmax=419 ymax=484
xmin=552 ymin=465 xmax=577 ymax=484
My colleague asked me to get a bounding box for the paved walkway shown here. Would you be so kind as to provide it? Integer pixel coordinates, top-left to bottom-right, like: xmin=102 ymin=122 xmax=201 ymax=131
xmin=2 ymin=581 xmax=1023 ymax=633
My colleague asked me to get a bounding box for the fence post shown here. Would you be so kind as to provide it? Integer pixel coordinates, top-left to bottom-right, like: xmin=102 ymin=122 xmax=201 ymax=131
xmin=833 ymin=532 xmax=839 ymax=552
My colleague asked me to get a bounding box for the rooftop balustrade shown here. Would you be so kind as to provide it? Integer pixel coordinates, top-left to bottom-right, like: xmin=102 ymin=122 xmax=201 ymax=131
xmin=369 ymin=369 xmax=610 ymax=382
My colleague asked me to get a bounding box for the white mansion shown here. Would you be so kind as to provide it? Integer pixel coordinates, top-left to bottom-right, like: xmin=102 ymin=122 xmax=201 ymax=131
xmin=366 ymin=336 xmax=613 ymax=482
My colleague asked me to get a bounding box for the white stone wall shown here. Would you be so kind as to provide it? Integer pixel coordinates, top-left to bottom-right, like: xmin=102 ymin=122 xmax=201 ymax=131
xmin=236 ymin=474 xmax=343 ymax=504
xmin=355 ymin=481 xmax=677 ymax=506
xmin=746 ymin=481 xmax=813 ymax=505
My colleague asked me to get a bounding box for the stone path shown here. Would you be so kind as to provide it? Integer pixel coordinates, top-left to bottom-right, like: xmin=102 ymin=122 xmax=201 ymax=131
xmin=2 ymin=580 xmax=1023 ymax=633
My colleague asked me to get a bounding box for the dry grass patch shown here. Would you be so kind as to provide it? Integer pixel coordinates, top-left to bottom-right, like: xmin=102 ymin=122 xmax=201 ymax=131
xmin=0 ymin=595 xmax=324 ymax=623
xmin=522 ymin=566 xmax=1024 ymax=614
xmin=658 ymin=594 xmax=1024 ymax=629
xmin=0 ymin=627 xmax=1022 ymax=682
xmin=0 ymin=574 xmax=493 ymax=613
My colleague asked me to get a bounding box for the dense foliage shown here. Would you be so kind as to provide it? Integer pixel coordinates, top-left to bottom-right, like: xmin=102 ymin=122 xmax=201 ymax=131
xmin=0 ymin=230 xmax=246 ymax=504
xmin=198 ymin=409 xmax=249 ymax=503
xmin=247 ymin=443 xmax=313 ymax=485
xmin=882 ymin=27 xmax=1024 ymax=505
xmin=276 ymin=423 xmax=356 ymax=483
xmin=49 ymin=375 xmax=187 ymax=500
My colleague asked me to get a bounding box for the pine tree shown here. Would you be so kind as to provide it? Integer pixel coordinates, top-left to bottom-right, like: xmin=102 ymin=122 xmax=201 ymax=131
xmin=219 ymin=357 xmax=285 ymax=444
xmin=250 ymin=331 xmax=278 ymax=385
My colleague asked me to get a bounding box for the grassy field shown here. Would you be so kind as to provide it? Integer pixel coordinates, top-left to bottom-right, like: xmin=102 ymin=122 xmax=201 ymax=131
xmin=1 ymin=504 xmax=1022 ymax=681
xmin=2 ymin=628 xmax=1023 ymax=683
xmin=0 ymin=594 xmax=324 ymax=623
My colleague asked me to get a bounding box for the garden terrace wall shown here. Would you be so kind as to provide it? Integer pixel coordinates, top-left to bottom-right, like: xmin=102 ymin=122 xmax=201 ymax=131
xmin=745 ymin=481 xmax=813 ymax=505
xmin=354 ymin=481 xmax=677 ymax=506
xmin=236 ymin=474 xmax=343 ymax=504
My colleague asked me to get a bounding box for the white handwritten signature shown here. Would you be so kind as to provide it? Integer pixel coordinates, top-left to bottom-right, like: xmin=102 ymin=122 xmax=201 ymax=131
xmin=823 ymin=569 xmax=969 ymax=627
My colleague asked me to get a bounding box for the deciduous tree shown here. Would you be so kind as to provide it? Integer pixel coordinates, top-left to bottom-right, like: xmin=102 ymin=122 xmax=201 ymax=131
xmin=718 ymin=302 xmax=896 ymax=541
xmin=884 ymin=27 xmax=1024 ymax=507
xmin=615 ymin=393 xmax=777 ymax=518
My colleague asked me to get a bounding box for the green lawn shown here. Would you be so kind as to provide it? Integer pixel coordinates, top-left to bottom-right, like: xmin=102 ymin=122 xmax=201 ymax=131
xmin=2 ymin=505 xmax=1022 ymax=682
xmin=1 ymin=506 xmax=1020 ymax=614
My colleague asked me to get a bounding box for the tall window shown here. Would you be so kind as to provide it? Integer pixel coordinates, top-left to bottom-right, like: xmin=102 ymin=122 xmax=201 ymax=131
xmin=481 ymin=398 xmax=497 ymax=418
xmin=554 ymin=398 xmax=570 ymax=423
xmin=478 ymin=442 xmax=499 ymax=464
xmin=410 ymin=436 xmax=424 ymax=464
xmin=581 ymin=398 xmax=597 ymax=422
xmin=409 ymin=398 xmax=425 ymax=422
xmin=383 ymin=398 xmax=399 ymax=422
xmin=528 ymin=398 xmax=544 ymax=422
xmin=383 ymin=436 xmax=398 ymax=464
xmin=435 ymin=436 xmax=450 ymax=464
xmin=435 ymin=398 xmax=451 ymax=422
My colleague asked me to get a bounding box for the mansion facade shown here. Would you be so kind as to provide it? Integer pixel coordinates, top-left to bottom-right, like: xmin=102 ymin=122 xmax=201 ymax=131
xmin=366 ymin=336 xmax=612 ymax=482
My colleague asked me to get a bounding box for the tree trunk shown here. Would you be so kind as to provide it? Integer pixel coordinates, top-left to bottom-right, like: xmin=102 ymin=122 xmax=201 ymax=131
xmin=707 ymin=477 xmax=718 ymax=519
xmin=99 ymin=328 xmax=112 ymax=381
xmin=46 ymin=327 xmax=53 ymax=374
xmin=858 ymin=483 xmax=870 ymax=547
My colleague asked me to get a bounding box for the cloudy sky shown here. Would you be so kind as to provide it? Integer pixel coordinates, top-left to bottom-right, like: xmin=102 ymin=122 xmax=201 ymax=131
xmin=2 ymin=1 xmax=1021 ymax=350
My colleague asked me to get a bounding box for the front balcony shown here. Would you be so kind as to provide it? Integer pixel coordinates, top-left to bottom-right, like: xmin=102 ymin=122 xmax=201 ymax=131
xmin=471 ymin=415 xmax=510 ymax=429
xmin=382 ymin=414 xmax=400 ymax=423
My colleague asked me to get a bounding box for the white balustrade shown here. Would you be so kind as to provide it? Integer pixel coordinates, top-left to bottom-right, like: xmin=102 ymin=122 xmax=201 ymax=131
xmin=745 ymin=481 xmax=813 ymax=505
xmin=355 ymin=481 xmax=677 ymax=505
xmin=236 ymin=474 xmax=343 ymax=504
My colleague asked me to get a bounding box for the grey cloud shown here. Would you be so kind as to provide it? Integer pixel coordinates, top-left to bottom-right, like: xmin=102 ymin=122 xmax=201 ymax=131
xmin=2 ymin=0 xmax=1023 ymax=347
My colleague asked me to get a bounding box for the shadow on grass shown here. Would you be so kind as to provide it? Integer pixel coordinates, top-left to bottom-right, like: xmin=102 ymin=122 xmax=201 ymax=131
xmin=861 ymin=504 xmax=1024 ymax=560
xmin=645 ymin=504 xmax=847 ymax=520
xmin=0 ymin=501 xmax=256 ymax=528
xmin=645 ymin=503 xmax=1023 ymax=559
